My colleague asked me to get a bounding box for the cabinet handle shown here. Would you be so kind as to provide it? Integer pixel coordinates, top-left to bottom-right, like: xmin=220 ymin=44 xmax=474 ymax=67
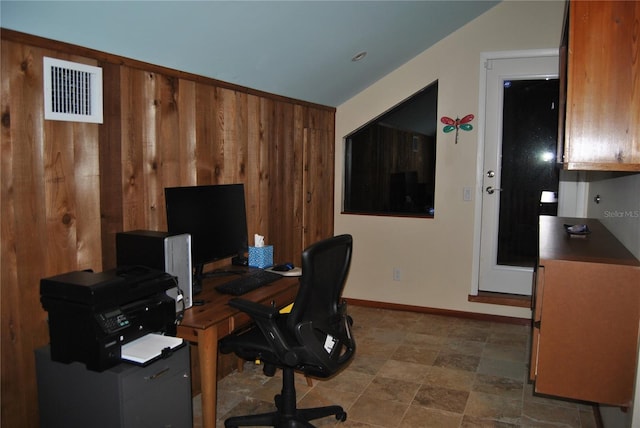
xmin=145 ymin=367 xmax=170 ymax=381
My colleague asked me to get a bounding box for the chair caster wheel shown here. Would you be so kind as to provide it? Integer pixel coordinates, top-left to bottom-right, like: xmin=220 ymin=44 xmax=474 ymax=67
xmin=336 ymin=411 xmax=347 ymax=422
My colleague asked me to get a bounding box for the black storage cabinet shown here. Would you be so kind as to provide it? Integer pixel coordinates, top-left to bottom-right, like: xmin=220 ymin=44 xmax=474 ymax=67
xmin=35 ymin=344 xmax=192 ymax=428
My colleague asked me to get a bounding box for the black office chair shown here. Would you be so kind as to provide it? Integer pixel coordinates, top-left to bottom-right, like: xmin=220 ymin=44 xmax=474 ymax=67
xmin=219 ymin=234 xmax=355 ymax=428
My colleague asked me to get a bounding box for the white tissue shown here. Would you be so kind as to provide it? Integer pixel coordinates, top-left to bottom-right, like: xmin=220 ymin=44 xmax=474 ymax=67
xmin=254 ymin=234 xmax=265 ymax=247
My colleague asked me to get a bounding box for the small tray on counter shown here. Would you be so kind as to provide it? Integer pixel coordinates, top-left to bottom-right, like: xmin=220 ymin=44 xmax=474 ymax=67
xmin=563 ymin=223 xmax=591 ymax=237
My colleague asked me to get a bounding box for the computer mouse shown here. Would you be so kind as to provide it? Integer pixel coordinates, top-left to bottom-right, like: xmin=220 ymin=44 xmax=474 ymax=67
xmin=272 ymin=263 xmax=294 ymax=272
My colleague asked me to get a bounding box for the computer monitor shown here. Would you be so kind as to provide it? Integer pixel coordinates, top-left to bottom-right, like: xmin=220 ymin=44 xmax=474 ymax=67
xmin=164 ymin=184 xmax=249 ymax=291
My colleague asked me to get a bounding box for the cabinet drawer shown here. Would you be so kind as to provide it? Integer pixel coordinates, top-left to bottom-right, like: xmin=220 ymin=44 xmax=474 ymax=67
xmin=122 ymin=346 xmax=192 ymax=427
xmin=121 ymin=345 xmax=190 ymax=401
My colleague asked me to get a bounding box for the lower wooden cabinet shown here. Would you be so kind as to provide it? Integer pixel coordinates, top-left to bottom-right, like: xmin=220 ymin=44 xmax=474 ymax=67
xmin=530 ymin=216 xmax=640 ymax=406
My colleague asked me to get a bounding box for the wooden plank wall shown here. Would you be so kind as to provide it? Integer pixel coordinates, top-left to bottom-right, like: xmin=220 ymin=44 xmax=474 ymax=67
xmin=1 ymin=29 xmax=335 ymax=428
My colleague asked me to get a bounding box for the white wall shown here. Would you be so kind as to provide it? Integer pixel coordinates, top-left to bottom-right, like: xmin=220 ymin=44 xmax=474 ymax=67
xmin=334 ymin=0 xmax=566 ymax=318
xmin=587 ymin=172 xmax=640 ymax=259
xmin=586 ymin=172 xmax=640 ymax=428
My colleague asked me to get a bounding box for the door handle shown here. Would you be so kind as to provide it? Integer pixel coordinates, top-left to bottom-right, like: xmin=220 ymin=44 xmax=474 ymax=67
xmin=486 ymin=186 xmax=503 ymax=194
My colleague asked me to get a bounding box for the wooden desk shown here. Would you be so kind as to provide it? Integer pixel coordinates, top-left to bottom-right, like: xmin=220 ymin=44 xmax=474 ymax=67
xmin=176 ymin=273 xmax=299 ymax=428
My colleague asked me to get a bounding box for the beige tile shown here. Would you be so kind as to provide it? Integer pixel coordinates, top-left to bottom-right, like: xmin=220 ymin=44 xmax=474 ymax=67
xmin=338 ymin=420 xmax=381 ymax=428
xmin=477 ymin=358 xmax=527 ymax=382
xmin=354 ymin=336 xmax=401 ymax=359
xmin=523 ymin=382 xmax=582 ymax=409
xmin=410 ymin=314 xmax=457 ymax=335
xmin=442 ymin=337 xmax=486 ymax=356
xmin=321 ymin=367 xmax=374 ymax=394
xmin=362 ymin=376 xmax=421 ymax=404
xmin=297 ymin=387 xmax=360 ymax=420
xmin=472 ymin=373 xmax=525 ymax=398
xmin=413 ymin=384 xmax=470 ymax=413
xmin=217 ymin=397 xmax=276 ymax=426
xmin=403 ymin=331 xmax=445 ymax=349
xmin=464 ymin=391 xmax=522 ymax=424
xmin=400 ymin=405 xmax=462 ymax=428
xmin=359 ymin=326 xmax=407 ymax=344
xmin=447 ymin=326 xmax=491 ymax=342
xmin=460 ymin=414 xmax=520 ymax=427
xmin=346 ymin=354 xmax=387 ymax=376
xmin=391 ymin=344 xmax=440 ymax=365
xmin=487 ymin=321 xmax=529 ymax=335
xmin=433 ymin=351 xmax=481 ymax=372
xmin=379 ymin=309 xmax=426 ymax=330
xmin=482 ymin=341 xmax=528 ymax=363
xmin=348 ymin=395 xmax=409 ymax=427
xmin=521 ymin=399 xmax=582 ymax=427
xmin=423 ymin=365 xmax=476 ymax=391
xmin=487 ymin=330 xmax=530 ymax=348
xmin=377 ymin=359 xmax=431 ymax=383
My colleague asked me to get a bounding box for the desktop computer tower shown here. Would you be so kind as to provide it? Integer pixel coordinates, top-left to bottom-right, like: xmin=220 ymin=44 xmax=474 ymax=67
xmin=116 ymin=230 xmax=193 ymax=310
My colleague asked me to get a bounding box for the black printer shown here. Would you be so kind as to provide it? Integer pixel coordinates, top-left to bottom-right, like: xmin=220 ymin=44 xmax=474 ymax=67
xmin=40 ymin=266 xmax=178 ymax=372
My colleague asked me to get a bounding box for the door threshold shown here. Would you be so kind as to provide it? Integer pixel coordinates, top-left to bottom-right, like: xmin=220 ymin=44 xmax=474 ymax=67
xmin=468 ymin=291 xmax=531 ymax=308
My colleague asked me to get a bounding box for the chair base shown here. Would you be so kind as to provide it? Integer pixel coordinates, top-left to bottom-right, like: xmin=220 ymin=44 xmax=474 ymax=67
xmin=223 ymin=405 xmax=346 ymax=428
xmin=223 ymin=367 xmax=347 ymax=428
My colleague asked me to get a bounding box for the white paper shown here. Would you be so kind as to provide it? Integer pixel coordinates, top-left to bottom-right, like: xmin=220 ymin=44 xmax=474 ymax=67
xmin=254 ymin=234 xmax=265 ymax=247
xmin=323 ymin=334 xmax=337 ymax=353
xmin=121 ymin=333 xmax=183 ymax=364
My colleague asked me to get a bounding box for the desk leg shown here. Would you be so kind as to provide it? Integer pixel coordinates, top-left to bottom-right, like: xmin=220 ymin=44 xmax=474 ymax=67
xmin=199 ymin=327 xmax=218 ymax=428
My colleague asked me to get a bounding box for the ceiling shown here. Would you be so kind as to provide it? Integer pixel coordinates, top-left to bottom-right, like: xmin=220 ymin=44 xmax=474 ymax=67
xmin=1 ymin=1 xmax=500 ymax=107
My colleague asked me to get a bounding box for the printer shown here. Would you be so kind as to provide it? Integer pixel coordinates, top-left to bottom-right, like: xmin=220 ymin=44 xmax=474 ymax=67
xmin=40 ymin=266 xmax=178 ymax=372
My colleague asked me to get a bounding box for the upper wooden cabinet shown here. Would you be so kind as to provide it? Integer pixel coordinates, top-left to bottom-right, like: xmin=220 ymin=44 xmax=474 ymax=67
xmin=560 ymin=1 xmax=640 ymax=171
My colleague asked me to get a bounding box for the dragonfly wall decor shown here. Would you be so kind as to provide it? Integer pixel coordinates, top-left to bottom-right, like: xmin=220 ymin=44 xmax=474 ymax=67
xmin=441 ymin=114 xmax=474 ymax=144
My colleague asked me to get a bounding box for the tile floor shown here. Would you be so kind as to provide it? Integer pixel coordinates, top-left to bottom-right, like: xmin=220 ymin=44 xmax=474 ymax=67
xmin=193 ymin=305 xmax=598 ymax=428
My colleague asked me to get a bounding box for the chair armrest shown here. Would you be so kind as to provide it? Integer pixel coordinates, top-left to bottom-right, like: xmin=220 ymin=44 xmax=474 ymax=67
xmin=228 ymin=298 xmax=278 ymax=320
xmin=228 ymin=297 xmax=298 ymax=365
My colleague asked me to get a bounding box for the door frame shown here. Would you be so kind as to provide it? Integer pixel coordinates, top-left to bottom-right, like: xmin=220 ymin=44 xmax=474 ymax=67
xmin=470 ymin=49 xmax=559 ymax=296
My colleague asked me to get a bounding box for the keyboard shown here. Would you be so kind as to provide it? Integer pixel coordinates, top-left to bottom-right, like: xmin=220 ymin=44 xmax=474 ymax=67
xmin=215 ymin=270 xmax=282 ymax=296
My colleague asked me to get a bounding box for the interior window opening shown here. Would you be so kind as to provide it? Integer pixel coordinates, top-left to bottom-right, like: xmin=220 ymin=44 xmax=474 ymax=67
xmin=343 ymin=81 xmax=438 ymax=217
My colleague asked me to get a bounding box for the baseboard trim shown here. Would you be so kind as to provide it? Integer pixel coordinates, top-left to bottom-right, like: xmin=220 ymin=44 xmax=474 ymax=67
xmin=345 ymin=298 xmax=531 ymax=325
xmin=468 ymin=291 xmax=532 ymax=308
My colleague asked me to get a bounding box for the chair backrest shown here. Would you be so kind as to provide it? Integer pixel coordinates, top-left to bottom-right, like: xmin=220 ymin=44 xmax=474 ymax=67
xmin=287 ymin=234 xmax=355 ymax=377
xmin=288 ymin=234 xmax=352 ymax=329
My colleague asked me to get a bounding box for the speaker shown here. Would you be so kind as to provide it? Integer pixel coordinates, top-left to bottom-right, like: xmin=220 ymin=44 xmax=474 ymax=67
xmin=116 ymin=230 xmax=193 ymax=310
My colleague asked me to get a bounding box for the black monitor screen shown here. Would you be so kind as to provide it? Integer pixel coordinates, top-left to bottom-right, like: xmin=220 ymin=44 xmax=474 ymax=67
xmin=165 ymin=184 xmax=248 ymax=273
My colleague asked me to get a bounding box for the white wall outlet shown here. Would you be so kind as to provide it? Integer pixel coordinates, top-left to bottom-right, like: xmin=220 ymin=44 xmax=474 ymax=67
xmin=463 ymin=187 xmax=472 ymax=201
xmin=393 ymin=267 xmax=402 ymax=281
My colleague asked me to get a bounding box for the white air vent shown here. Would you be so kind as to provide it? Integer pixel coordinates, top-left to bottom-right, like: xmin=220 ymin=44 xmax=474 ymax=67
xmin=43 ymin=57 xmax=103 ymax=123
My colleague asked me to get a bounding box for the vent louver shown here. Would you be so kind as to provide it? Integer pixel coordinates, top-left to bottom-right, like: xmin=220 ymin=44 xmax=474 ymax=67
xmin=43 ymin=57 xmax=103 ymax=123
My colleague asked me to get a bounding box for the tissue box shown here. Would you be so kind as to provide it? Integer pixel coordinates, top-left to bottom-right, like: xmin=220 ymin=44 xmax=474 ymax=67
xmin=248 ymin=245 xmax=273 ymax=269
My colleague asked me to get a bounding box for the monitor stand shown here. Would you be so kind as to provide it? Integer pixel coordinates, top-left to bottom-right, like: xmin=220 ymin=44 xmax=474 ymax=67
xmin=192 ymin=265 xmax=204 ymax=295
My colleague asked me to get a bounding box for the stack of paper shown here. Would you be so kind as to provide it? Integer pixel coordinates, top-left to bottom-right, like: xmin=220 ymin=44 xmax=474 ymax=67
xmin=121 ymin=333 xmax=184 ymax=365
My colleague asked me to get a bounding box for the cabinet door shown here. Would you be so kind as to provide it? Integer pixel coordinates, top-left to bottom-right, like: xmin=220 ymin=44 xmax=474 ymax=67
xmin=563 ymin=0 xmax=640 ymax=170
xmin=534 ymin=259 xmax=640 ymax=406
xmin=302 ymin=126 xmax=335 ymax=249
